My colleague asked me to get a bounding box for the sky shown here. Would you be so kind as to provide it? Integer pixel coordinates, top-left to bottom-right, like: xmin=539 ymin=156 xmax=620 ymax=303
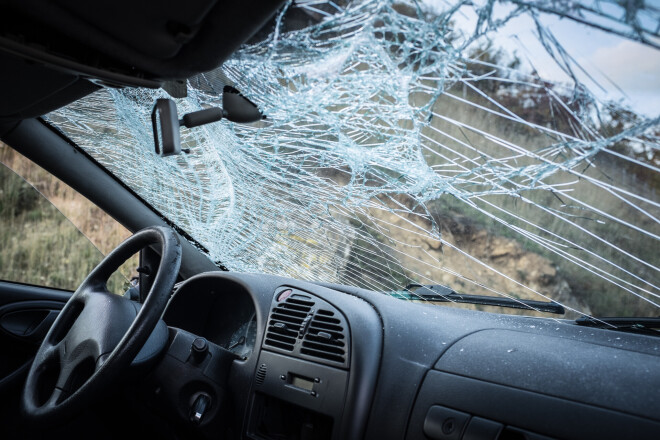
xmin=420 ymin=0 xmax=660 ymax=117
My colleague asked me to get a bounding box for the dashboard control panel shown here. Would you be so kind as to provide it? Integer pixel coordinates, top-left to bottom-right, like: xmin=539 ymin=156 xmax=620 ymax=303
xmin=247 ymin=287 xmax=352 ymax=440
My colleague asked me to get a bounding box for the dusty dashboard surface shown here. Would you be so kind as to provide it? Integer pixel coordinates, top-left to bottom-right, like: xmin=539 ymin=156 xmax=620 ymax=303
xmin=129 ymin=271 xmax=660 ymax=440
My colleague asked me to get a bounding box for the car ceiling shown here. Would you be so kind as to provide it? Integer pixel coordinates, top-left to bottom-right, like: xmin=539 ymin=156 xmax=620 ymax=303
xmin=0 ymin=0 xmax=286 ymax=127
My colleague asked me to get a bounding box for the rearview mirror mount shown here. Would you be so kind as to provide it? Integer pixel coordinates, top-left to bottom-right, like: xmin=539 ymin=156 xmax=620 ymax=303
xmin=151 ymin=86 xmax=265 ymax=157
xmin=151 ymin=98 xmax=181 ymax=157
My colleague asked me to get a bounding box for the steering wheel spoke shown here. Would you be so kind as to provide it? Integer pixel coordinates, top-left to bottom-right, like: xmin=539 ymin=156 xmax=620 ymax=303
xmin=21 ymin=226 xmax=181 ymax=424
xmin=42 ymin=387 xmax=64 ymax=411
xmin=35 ymin=338 xmax=62 ymax=366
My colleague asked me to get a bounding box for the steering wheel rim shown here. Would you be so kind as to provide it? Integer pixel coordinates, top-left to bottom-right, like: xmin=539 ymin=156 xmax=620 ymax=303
xmin=21 ymin=226 xmax=181 ymax=424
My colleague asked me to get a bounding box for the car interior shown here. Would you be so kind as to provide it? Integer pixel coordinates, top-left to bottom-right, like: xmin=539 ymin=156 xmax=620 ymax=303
xmin=0 ymin=1 xmax=658 ymax=439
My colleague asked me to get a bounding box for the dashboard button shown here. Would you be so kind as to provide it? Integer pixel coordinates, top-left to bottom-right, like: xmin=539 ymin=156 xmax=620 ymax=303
xmin=423 ymin=405 xmax=470 ymax=440
xmin=191 ymin=337 xmax=209 ymax=364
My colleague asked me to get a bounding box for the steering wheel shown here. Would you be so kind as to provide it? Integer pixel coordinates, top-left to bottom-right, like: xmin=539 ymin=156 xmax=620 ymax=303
xmin=21 ymin=226 xmax=181 ymax=424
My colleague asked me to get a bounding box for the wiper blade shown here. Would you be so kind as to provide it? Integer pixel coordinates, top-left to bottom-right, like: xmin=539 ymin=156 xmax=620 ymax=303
xmin=575 ymin=316 xmax=660 ymax=335
xmin=394 ymin=284 xmax=565 ymax=315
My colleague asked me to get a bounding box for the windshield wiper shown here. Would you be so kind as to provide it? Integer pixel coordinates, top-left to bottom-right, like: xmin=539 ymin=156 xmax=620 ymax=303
xmin=392 ymin=283 xmax=565 ymax=315
xmin=575 ymin=316 xmax=660 ymax=336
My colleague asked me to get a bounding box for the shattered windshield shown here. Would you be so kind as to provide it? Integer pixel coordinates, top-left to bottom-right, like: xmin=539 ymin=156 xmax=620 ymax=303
xmin=48 ymin=0 xmax=659 ymax=318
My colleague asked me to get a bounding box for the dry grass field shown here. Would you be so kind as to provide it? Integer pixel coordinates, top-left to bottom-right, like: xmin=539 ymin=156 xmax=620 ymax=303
xmin=0 ymin=142 xmax=137 ymax=294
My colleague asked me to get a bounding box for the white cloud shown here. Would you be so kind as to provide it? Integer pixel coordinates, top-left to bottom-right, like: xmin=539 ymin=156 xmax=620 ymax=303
xmin=588 ymin=40 xmax=660 ymax=91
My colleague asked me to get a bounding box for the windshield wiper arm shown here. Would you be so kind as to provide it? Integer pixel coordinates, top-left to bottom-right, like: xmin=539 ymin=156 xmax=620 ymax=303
xmin=394 ymin=283 xmax=565 ymax=315
xmin=575 ymin=316 xmax=660 ymax=335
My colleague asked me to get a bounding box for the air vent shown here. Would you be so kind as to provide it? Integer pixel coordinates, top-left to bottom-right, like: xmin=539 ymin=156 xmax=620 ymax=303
xmin=263 ymin=288 xmax=351 ymax=368
xmin=264 ymin=293 xmax=315 ymax=351
xmin=301 ymin=309 xmax=347 ymax=364
xmin=255 ymin=363 xmax=267 ymax=386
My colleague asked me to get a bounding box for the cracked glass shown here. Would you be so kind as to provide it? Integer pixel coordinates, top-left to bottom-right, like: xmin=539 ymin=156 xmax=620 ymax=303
xmin=48 ymin=0 xmax=659 ymax=318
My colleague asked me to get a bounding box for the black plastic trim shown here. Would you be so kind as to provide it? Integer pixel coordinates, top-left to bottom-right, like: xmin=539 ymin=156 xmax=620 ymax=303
xmin=0 ymin=36 xmax=162 ymax=89
xmin=166 ymin=272 xmax=382 ymax=440
xmin=407 ymin=371 xmax=660 ymax=440
xmin=0 ymin=281 xmax=72 ymax=305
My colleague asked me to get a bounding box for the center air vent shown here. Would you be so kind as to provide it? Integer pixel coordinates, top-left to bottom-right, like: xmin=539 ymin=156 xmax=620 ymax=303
xmin=263 ymin=288 xmax=350 ymax=368
xmin=301 ymin=309 xmax=347 ymax=364
xmin=264 ymin=293 xmax=315 ymax=352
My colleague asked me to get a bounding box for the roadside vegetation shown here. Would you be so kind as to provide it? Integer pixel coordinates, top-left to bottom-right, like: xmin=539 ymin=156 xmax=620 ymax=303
xmin=340 ymin=40 xmax=658 ymax=317
xmin=0 ymin=143 xmax=136 ymax=294
xmin=420 ymin=47 xmax=659 ymax=317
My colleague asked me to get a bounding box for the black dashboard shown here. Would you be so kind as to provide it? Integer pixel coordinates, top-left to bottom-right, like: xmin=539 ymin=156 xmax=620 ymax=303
xmin=140 ymin=271 xmax=660 ymax=440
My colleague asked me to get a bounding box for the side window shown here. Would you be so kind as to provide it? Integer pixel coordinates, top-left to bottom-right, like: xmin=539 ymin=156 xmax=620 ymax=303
xmin=0 ymin=142 xmax=137 ymax=293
